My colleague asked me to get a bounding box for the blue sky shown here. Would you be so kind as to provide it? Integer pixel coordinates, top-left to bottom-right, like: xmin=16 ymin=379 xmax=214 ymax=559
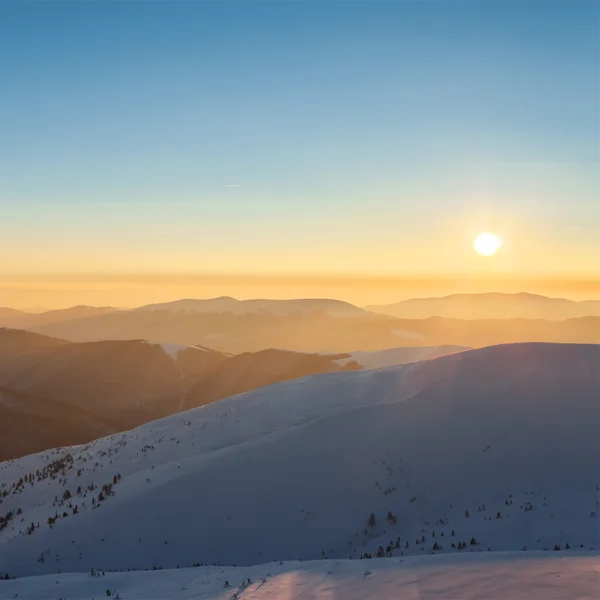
xmin=0 ymin=0 xmax=598 ymax=282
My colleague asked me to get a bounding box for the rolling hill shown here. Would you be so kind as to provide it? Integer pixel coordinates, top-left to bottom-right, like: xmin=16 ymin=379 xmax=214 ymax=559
xmin=0 ymin=307 xmax=28 ymax=321
xmin=332 ymin=345 xmax=468 ymax=370
xmin=1 ymin=552 xmax=598 ymax=599
xmin=0 ymin=329 xmax=464 ymax=460
xmin=365 ymin=292 xmax=600 ymax=320
xmin=17 ymin=308 xmax=600 ymax=353
xmin=0 ymin=338 xmax=228 ymax=423
xmin=0 ymin=328 xmax=68 ymax=353
xmin=182 ymin=348 xmax=360 ymax=411
xmin=1 ymin=343 xmax=597 ymax=579
xmin=0 ymin=386 xmax=116 ymax=462
xmin=137 ymin=297 xmax=367 ymax=317
xmin=0 ymin=305 xmax=118 ymax=330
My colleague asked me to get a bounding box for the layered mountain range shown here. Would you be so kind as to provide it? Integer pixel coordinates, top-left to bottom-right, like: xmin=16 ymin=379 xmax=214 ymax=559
xmin=0 ymin=293 xmax=598 ymax=354
xmin=0 ymin=328 xmax=465 ymax=460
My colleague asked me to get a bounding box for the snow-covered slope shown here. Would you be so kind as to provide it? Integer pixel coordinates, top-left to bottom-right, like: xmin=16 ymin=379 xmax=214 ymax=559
xmin=0 ymin=343 xmax=598 ymax=580
xmin=337 ymin=345 xmax=468 ymax=370
xmin=2 ymin=553 xmax=598 ymax=599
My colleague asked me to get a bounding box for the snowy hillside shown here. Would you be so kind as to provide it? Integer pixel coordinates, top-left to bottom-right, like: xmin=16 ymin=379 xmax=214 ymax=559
xmin=0 ymin=343 xmax=598 ymax=580
xmin=2 ymin=553 xmax=598 ymax=599
xmin=336 ymin=345 xmax=468 ymax=370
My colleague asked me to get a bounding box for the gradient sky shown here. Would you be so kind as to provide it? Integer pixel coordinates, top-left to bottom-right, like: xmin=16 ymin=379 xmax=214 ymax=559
xmin=0 ymin=1 xmax=598 ymax=306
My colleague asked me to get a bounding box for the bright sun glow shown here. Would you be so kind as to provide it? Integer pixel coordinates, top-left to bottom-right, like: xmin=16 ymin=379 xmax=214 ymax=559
xmin=473 ymin=232 xmax=502 ymax=256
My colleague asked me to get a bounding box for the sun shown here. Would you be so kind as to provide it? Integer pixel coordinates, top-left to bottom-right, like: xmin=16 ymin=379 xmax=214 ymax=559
xmin=473 ymin=232 xmax=502 ymax=256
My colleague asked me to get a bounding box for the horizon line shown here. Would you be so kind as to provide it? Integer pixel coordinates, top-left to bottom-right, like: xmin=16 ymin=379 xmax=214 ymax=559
xmin=0 ymin=271 xmax=598 ymax=284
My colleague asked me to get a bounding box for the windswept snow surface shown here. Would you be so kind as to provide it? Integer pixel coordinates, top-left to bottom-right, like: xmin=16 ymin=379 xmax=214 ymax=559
xmin=145 ymin=342 xmax=211 ymax=360
xmin=1 ymin=553 xmax=599 ymax=599
xmin=335 ymin=345 xmax=468 ymax=370
xmin=155 ymin=343 xmax=190 ymax=360
xmin=0 ymin=343 xmax=598 ymax=581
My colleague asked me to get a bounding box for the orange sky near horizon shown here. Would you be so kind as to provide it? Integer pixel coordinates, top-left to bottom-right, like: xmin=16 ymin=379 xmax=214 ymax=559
xmin=2 ymin=1 xmax=598 ymax=312
xmin=1 ymin=272 xmax=598 ymax=310
xmin=2 ymin=207 xmax=599 ymax=310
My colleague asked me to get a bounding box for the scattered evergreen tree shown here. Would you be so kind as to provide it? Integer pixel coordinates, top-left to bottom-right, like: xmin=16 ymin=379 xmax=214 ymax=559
xmin=368 ymin=513 xmax=376 ymax=527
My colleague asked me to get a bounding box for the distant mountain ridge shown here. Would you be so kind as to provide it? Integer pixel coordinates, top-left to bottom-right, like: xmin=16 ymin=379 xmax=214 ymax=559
xmin=0 ymin=307 xmax=27 ymax=320
xmin=0 ymin=305 xmax=118 ymax=330
xmin=0 ymin=295 xmax=598 ymax=354
xmin=137 ymin=296 xmax=367 ymax=317
xmin=0 ymin=328 xmax=67 ymax=352
xmin=19 ymin=310 xmax=600 ymax=353
xmin=365 ymin=292 xmax=600 ymax=320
